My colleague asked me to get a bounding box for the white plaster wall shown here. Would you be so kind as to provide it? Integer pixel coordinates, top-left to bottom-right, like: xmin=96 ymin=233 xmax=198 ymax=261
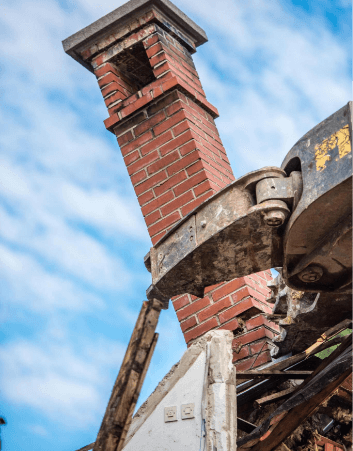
xmin=123 ymin=351 xmax=206 ymax=451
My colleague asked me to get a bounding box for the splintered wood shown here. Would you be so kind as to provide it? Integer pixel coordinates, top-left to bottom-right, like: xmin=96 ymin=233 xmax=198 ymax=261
xmin=237 ymin=331 xmax=352 ymax=451
xmin=93 ymin=299 xmax=163 ymax=451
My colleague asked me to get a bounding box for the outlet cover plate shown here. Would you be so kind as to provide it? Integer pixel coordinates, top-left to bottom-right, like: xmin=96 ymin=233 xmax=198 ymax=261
xmin=181 ymin=403 xmax=195 ymax=420
xmin=164 ymin=406 xmax=177 ymax=422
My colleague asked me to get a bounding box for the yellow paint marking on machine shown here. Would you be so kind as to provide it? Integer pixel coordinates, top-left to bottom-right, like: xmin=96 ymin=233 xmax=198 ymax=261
xmin=314 ymin=125 xmax=351 ymax=171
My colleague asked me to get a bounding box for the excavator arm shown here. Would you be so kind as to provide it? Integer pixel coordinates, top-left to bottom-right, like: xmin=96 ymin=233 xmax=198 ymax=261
xmin=145 ymin=102 xmax=352 ymax=303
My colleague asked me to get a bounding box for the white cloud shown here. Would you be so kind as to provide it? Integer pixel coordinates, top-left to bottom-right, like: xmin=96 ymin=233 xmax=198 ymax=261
xmin=178 ymin=0 xmax=350 ymax=173
xmin=27 ymin=425 xmax=49 ymax=437
xmin=0 ymin=337 xmax=125 ymax=427
xmin=0 ymin=0 xmax=350 ymax=448
xmin=0 ymin=243 xmax=104 ymax=313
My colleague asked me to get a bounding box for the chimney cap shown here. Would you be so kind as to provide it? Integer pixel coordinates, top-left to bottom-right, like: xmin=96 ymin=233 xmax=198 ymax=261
xmin=62 ymin=0 xmax=208 ymax=71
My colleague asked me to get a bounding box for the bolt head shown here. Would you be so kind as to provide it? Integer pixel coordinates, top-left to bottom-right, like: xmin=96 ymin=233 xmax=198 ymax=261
xmin=264 ymin=210 xmax=287 ymax=227
xmin=298 ymin=265 xmax=323 ymax=283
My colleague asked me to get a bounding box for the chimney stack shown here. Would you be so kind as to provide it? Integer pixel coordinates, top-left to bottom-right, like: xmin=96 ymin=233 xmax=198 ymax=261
xmin=63 ymin=0 xmax=280 ymax=370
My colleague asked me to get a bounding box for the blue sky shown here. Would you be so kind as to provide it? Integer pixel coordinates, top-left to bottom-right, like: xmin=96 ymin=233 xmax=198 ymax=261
xmin=0 ymin=0 xmax=351 ymax=450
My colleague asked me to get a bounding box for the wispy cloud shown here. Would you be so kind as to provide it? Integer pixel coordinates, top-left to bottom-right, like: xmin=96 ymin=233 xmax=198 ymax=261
xmin=0 ymin=336 xmax=125 ymax=427
xmin=0 ymin=0 xmax=350 ymax=449
xmin=177 ymin=0 xmax=351 ymax=174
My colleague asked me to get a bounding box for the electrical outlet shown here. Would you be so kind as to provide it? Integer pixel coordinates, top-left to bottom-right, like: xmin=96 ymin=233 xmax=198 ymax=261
xmin=181 ymin=403 xmax=195 ymax=420
xmin=164 ymin=406 xmax=177 ymax=422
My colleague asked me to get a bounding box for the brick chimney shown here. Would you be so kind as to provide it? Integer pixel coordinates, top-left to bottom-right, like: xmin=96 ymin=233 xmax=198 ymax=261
xmin=63 ymin=0 xmax=280 ymax=370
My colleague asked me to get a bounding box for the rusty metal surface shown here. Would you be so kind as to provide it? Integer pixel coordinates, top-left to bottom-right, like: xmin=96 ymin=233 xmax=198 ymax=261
xmin=256 ymin=171 xmax=302 ymax=207
xmin=281 ymin=101 xmax=352 ymax=293
xmin=267 ymin=270 xmax=352 ymax=357
xmin=147 ymin=167 xmax=287 ymax=299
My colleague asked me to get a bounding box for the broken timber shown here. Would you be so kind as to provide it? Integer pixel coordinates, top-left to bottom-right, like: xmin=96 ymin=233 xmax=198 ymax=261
xmin=75 ymin=444 xmax=94 ymax=451
xmin=237 ymin=333 xmax=352 ymax=450
xmin=93 ymin=299 xmax=163 ymax=451
xmin=236 ymin=370 xmax=312 ymax=379
xmin=255 ymin=387 xmax=296 ymax=407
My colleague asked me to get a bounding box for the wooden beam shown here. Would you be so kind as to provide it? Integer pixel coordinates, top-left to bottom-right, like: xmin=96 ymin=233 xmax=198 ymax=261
xmin=116 ymin=332 xmax=158 ymax=451
xmin=237 ymin=334 xmax=352 ymax=451
xmin=93 ymin=299 xmax=163 ymax=451
xmin=237 ymin=370 xmax=312 ymax=379
xmin=75 ymin=443 xmax=94 ymax=451
xmin=255 ymin=387 xmax=295 ymax=407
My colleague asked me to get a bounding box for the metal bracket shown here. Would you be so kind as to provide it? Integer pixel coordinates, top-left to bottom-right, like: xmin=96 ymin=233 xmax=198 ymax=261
xmin=256 ymin=171 xmax=303 ymax=209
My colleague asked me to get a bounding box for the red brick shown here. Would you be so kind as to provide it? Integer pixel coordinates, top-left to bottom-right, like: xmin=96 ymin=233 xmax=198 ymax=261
xmin=194 ymin=180 xmax=215 ymax=197
xmin=232 ymin=327 xmax=274 ymax=348
xmin=161 ymin=75 xmax=179 ymax=93
xmin=141 ymin=131 xmax=173 ymax=156
xmin=232 ymin=346 xmax=250 ymax=362
xmin=147 ymin=150 xmax=180 ymax=176
xmin=167 ymin=150 xmax=200 ymax=177
xmin=105 ymin=91 xmax=125 ymax=107
xmin=184 ymin=317 xmax=218 ymax=343
xmin=143 ymin=33 xmax=160 ymax=48
xmin=148 ymin=211 xmax=181 ymax=236
xmin=152 ymin=171 xmax=187 ymax=197
xmin=204 ymin=282 xmax=223 ymax=294
xmin=176 ymin=297 xmax=211 ymax=321
xmin=212 ymin=277 xmax=246 ymax=302
xmin=180 ymin=315 xmax=197 ymax=332
xmin=130 ymin=169 xmax=147 ymax=185
xmin=141 ymin=190 xmax=174 ymax=216
xmin=127 ymin=150 xmax=159 ymax=176
xmin=220 ymin=318 xmax=240 ymax=332
xmin=117 ymin=130 xmax=134 ymax=147
xmin=181 ymin=190 xmax=213 ymax=216
xmin=198 ymin=297 xmax=231 ymax=323
xmin=160 ymin=131 xmax=194 ymax=156
xmin=120 ymin=131 xmax=152 ymax=156
xmin=134 ymin=111 xmax=166 ymax=137
xmin=173 ymin=120 xmax=190 ymax=137
xmin=137 ymin=190 xmax=154 ymax=206
xmin=145 ymin=210 xmax=161 ymax=226
xmin=101 ymin=82 xmax=127 ymax=98
xmin=250 ymin=339 xmax=272 ymax=355
xmin=165 ymin=99 xmax=184 ymax=117
xmin=153 ymin=60 xmax=172 ymax=78
xmin=219 ymin=297 xmax=262 ymax=324
xmin=231 ymin=287 xmax=252 ymax=304
xmin=172 ymin=294 xmax=190 ymax=311
xmin=244 ymin=275 xmax=271 ymax=298
xmin=134 ymin=170 xmax=168 ymax=195
xmin=151 ymin=230 xmax=166 ymax=245
xmin=146 ymin=42 xmax=163 ymax=58
xmin=149 ymin=50 xmax=168 ymax=67
xmin=252 ymin=350 xmax=272 ymax=369
xmin=173 ymin=171 xmax=207 ymax=197
xmin=161 ymin=190 xmax=194 ymax=216
xmin=98 ymin=72 xmax=120 ymax=89
xmin=124 ymin=150 xmax=140 ymax=166
xmin=153 ymin=110 xmax=186 ymax=136
xmin=234 ymin=357 xmax=257 ymax=372
xmin=186 ymin=159 xmax=204 ymax=177
xmin=246 ymin=315 xmax=280 ymax=332
xmin=247 ymin=287 xmax=268 ymax=303
xmin=235 ymin=351 xmax=271 ymax=370
xmin=120 ymin=92 xmax=153 ymax=118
